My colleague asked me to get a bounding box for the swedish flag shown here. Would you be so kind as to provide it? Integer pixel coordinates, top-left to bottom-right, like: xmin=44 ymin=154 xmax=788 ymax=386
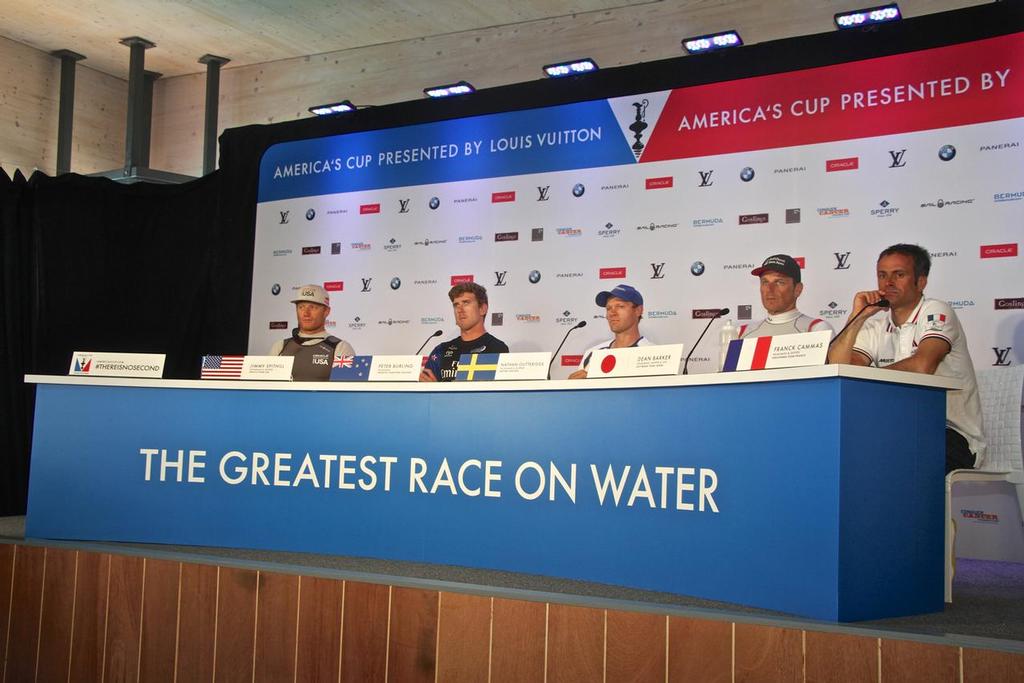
xmin=454 ymin=353 xmax=500 ymax=381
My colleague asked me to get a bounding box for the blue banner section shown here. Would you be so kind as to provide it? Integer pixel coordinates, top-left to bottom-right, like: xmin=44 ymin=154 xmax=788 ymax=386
xmin=26 ymin=378 xmax=945 ymax=621
xmin=257 ymin=100 xmax=636 ymax=202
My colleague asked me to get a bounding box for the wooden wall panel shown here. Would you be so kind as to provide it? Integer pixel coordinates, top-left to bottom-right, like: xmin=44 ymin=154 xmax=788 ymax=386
xmin=606 ymin=610 xmax=665 ymax=683
xmin=963 ymin=647 xmax=1024 ymax=682
xmin=176 ymin=562 xmax=218 ymax=683
xmin=668 ymin=616 xmax=731 ymax=683
xmin=387 ymin=586 xmax=438 ymax=683
xmin=734 ymin=623 xmax=803 ymax=683
xmin=490 ymin=597 xmax=546 ymax=683
xmin=0 ymin=545 xmax=13 ymax=672
xmin=805 ymin=631 xmax=878 ymax=683
xmin=880 ymin=639 xmax=959 ymax=682
xmin=213 ymin=566 xmax=258 ymax=683
xmin=546 ymin=603 xmax=604 ymax=683
xmin=3 ymin=545 xmax=45 ymax=683
xmin=138 ymin=559 xmax=181 ymax=683
xmin=102 ymin=553 xmax=144 ymax=683
xmin=68 ymin=552 xmax=111 ymax=683
xmin=253 ymin=571 xmax=299 ymax=683
xmin=35 ymin=548 xmax=78 ymax=683
xmin=435 ymin=592 xmax=491 ymax=683
xmin=340 ymin=581 xmax=389 ymax=682
xmin=294 ymin=576 xmax=344 ymax=683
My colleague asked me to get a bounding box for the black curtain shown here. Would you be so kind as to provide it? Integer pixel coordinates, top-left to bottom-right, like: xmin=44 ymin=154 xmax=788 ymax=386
xmin=2 ymin=1 xmax=1020 ymax=515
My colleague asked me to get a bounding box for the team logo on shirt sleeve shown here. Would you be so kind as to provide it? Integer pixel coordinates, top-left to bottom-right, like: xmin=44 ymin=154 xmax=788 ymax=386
xmin=925 ymin=313 xmax=948 ymax=331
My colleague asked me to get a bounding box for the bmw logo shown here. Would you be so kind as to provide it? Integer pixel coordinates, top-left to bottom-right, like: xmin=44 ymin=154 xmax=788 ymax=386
xmin=938 ymin=144 xmax=956 ymax=161
xmin=528 ymin=270 xmax=542 ymax=284
xmin=740 ymin=167 xmax=755 ymax=182
xmin=271 ymin=283 xmax=281 ymax=295
xmin=690 ymin=261 xmax=705 ymax=276
xmin=572 ymin=183 xmax=585 ymax=197
xmin=390 ymin=277 xmax=401 ymax=290
xmin=305 ymin=208 xmax=316 ymax=220
xmin=429 ymin=197 xmax=440 ymax=210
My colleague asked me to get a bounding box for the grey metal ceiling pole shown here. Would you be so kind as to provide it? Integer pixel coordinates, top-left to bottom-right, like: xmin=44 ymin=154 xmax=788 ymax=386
xmin=198 ymin=54 xmax=230 ymax=175
xmin=51 ymin=49 xmax=85 ymax=174
xmin=119 ymin=36 xmax=155 ymax=174
xmin=139 ymin=70 xmax=162 ymax=168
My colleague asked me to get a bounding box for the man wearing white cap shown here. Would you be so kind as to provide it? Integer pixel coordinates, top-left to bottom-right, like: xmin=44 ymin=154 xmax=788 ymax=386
xmin=269 ymin=284 xmax=355 ymax=381
xmin=569 ymin=284 xmax=652 ymax=379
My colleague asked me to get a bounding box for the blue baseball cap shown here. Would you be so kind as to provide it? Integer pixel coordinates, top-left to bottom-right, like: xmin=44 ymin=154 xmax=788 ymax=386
xmin=596 ymin=284 xmax=643 ymax=307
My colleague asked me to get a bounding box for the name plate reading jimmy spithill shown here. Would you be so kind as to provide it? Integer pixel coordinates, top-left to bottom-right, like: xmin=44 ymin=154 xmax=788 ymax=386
xmin=587 ymin=344 xmax=684 ymax=378
xmin=721 ymin=330 xmax=831 ymax=372
xmin=453 ymin=352 xmax=552 ymax=381
xmin=242 ymin=355 xmax=294 ymax=380
xmin=69 ymin=351 xmax=166 ymax=378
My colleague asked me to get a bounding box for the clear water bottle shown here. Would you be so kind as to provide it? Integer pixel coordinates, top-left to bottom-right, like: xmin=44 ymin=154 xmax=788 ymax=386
xmin=719 ymin=319 xmax=738 ymax=371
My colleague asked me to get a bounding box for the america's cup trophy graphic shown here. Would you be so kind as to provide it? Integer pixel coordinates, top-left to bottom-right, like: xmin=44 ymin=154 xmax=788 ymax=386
xmin=629 ymin=99 xmax=649 ymax=160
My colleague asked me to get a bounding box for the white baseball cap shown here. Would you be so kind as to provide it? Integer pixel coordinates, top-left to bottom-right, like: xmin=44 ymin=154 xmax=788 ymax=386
xmin=291 ymin=284 xmax=330 ymax=306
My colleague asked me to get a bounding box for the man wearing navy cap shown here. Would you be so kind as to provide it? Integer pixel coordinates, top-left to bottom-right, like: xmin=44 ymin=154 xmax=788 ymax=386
xmin=738 ymin=254 xmax=833 ymax=338
xmin=569 ymin=284 xmax=652 ymax=379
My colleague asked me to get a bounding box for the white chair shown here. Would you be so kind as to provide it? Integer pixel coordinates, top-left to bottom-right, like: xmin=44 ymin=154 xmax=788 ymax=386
xmin=945 ymin=365 xmax=1024 ymax=602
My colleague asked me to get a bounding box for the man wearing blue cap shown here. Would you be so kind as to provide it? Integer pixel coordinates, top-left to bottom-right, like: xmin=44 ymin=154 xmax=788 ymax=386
xmin=568 ymin=284 xmax=652 ymax=379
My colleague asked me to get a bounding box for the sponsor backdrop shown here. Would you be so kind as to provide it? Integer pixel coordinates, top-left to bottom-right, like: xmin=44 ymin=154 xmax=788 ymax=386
xmin=250 ymin=33 xmax=1024 ymax=377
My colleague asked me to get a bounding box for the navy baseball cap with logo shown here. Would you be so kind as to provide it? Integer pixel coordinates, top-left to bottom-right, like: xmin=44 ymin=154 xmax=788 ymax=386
xmin=596 ymin=284 xmax=643 ymax=307
xmin=751 ymin=254 xmax=801 ymax=283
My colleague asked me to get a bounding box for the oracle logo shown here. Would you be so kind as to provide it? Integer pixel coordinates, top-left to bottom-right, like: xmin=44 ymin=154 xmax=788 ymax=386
xmin=826 ymin=157 xmax=859 ymax=172
xmin=561 ymin=355 xmax=583 ymax=367
xmin=645 ymin=176 xmax=673 ymax=189
xmin=359 ymin=203 xmax=381 ymax=214
xmin=450 ymin=274 xmax=474 ymax=285
xmin=794 ymin=257 xmax=806 ymax=268
xmin=600 ymin=267 xmax=627 ymax=279
xmin=980 ymin=243 xmax=1018 ymax=258
xmin=323 ymin=281 xmax=344 ymax=291
xmin=491 ymin=191 xmax=516 ymax=203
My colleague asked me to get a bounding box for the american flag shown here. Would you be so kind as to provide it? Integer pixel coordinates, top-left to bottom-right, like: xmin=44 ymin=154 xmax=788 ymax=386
xmin=201 ymin=355 xmax=244 ymax=379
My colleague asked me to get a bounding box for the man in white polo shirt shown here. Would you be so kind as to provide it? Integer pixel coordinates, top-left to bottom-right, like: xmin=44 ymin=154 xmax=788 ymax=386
xmin=827 ymin=244 xmax=985 ymax=473
xmin=569 ymin=284 xmax=652 ymax=379
xmin=739 ymin=254 xmax=834 ymax=339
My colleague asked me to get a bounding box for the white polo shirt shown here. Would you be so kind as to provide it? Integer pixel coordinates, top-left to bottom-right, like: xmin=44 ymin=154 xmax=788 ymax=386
xmin=852 ymin=297 xmax=986 ymax=467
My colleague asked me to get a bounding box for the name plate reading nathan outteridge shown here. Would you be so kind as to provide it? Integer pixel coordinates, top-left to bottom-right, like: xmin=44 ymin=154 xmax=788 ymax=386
xmin=453 ymin=352 xmax=552 ymax=381
xmin=721 ymin=330 xmax=831 ymax=372
xmin=587 ymin=344 xmax=684 ymax=378
xmin=69 ymin=352 xmax=165 ymax=379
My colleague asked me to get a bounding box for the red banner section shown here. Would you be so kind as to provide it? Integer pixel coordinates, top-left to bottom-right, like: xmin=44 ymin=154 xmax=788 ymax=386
xmin=641 ymin=33 xmax=1024 ymax=161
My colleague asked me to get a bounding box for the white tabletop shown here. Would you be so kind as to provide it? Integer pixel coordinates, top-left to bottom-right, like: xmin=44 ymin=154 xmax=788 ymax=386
xmin=26 ymin=364 xmax=960 ymax=393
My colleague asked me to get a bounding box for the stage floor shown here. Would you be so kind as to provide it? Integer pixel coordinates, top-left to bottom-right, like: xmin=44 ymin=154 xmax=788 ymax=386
xmin=3 ymin=515 xmax=1022 ymax=649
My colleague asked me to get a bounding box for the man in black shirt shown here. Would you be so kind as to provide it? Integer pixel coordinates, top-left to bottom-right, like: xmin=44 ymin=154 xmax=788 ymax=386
xmin=420 ymin=282 xmax=509 ymax=381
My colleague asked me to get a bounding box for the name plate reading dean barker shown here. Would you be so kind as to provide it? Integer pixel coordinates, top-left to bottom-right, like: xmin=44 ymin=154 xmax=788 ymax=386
xmin=242 ymin=355 xmax=294 ymax=380
xmin=69 ymin=351 xmax=165 ymax=378
xmin=587 ymin=344 xmax=684 ymax=378
xmin=721 ymin=330 xmax=831 ymax=372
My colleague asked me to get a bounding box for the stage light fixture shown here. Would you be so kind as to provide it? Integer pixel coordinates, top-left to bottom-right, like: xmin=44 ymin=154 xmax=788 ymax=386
xmin=543 ymin=58 xmax=598 ymax=78
xmin=424 ymin=81 xmax=475 ymax=98
xmin=834 ymin=3 xmax=902 ymax=29
xmin=308 ymin=100 xmax=356 ymax=116
xmin=681 ymin=30 xmax=743 ymax=54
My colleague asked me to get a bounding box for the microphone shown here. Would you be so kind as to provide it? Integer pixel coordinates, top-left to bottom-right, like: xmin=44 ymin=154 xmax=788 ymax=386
xmin=548 ymin=320 xmax=587 ymax=379
xmin=828 ymin=299 xmax=889 ymax=348
xmin=415 ymin=329 xmax=444 ymax=355
xmin=683 ymin=308 xmax=728 ymax=375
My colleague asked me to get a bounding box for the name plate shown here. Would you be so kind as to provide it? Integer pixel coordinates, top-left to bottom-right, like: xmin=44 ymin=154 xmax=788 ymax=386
xmin=70 ymin=351 xmax=165 ymax=378
xmin=587 ymin=344 xmax=684 ymax=378
xmin=452 ymin=352 xmax=553 ymax=381
xmin=369 ymin=355 xmax=424 ymax=382
xmin=721 ymin=330 xmax=831 ymax=372
xmin=242 ymin=355 xmax=294 ymax=380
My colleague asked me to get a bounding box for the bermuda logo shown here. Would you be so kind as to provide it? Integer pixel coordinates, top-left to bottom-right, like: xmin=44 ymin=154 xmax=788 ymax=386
xmin=73 ymin=356 xmax=92 ymax=373
xmin=537 ymin=186 xmax=550 ymax=201
xmin=698 ymin=170 xmax=714 ymax=187
xmin=278 ymin=210 xmax=290 ymax=224
xmin=494 ymin=271 xmax=508 ymax=286
xmin=739 ymin=167 xmax=755 ymax=182
xmin=305 ymin=208 xmax=316 ymax=220
xmin=993 ymin=347 xmax=1013 ymax=366
xmin=938 ymin=144 xmax=957 ymax=161
xmin=834 ymin=252 xmax=851 ymax=270
xmin=888 ymin=149 xmax=907 ymax=168
xmin=361 ymin=278 xmax=372 ymax=292
xmin=651 ymin=263 xmax=665 ymax=279
xmin=398 ymin=198 xmax=410 ymax=213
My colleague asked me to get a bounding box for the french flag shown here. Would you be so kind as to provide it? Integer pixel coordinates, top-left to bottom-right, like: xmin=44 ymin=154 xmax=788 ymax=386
xmin=722 ymin=336 xmax=775 ymax=372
